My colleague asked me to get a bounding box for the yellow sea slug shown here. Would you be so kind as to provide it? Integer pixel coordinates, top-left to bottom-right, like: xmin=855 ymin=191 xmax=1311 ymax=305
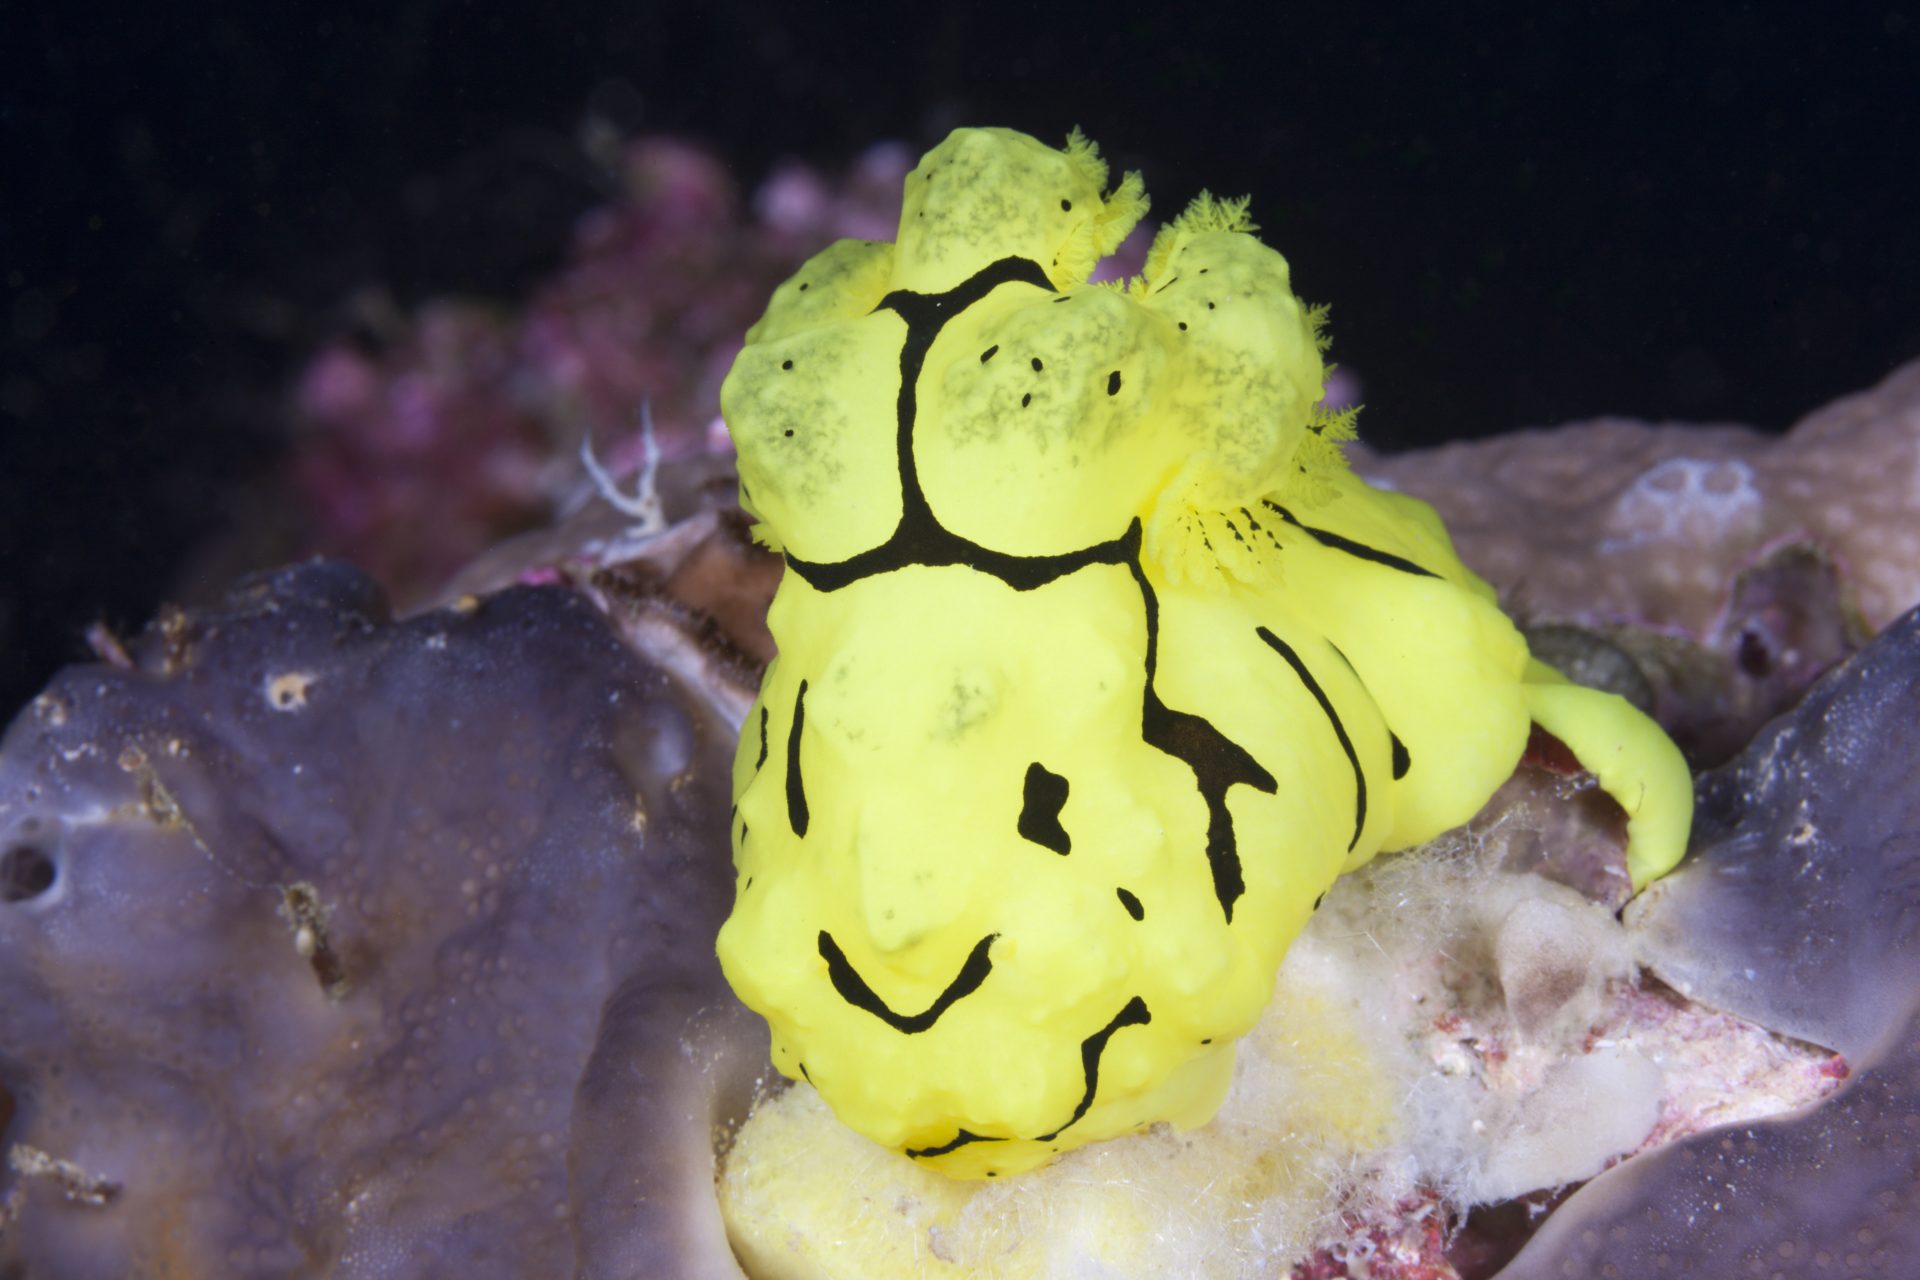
xmin=714 ymin=126 xmax=1691 ymax=1179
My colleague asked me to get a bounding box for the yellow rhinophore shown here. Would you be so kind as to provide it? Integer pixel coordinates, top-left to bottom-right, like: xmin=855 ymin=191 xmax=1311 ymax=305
xmin=715 ymin=125 xmax=1690 ymax=1179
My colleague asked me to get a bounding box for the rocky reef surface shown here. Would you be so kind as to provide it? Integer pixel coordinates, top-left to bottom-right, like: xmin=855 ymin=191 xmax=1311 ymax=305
xmin=1356 ymin=361 xmax=1920 ymax=771
xmin=1502 ymin=587 xmax=1920 ymax=1277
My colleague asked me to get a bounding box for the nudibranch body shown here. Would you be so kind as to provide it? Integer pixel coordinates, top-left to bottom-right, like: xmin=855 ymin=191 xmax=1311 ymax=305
xmin=715 ymin=127 xmax=1691 ymax=1179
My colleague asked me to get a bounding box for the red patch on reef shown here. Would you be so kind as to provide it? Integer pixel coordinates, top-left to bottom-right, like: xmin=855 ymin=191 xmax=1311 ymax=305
xmin=1520 ymin=724 xmax=1584 ymax=776
xmin=1445 ymin=1188 xmax=1574 ymax=1279
xmin=1290 ymin=1189 xmax=1457 ymax=1279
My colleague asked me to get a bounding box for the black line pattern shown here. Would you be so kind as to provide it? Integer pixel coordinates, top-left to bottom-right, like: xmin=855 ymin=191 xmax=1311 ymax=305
xmin=786 ymin=681 xmax=810 ymax=837
xmin=783 ymin=258 xmax=1133 ymax=595
xmin=906 ymin=996 xmax=1153 ymax=1158
xmin=1256 ymin=626 xmax=1367 ymax=853
xmin=1127 ymin=551 xmax=1278 ymax=920
xmin=1261 ymin=499 xmax=1440 ymax=579
xmin=820 ymin=930 xmax=997 ymax=1034
xmin=906 ymin=1128 xmax=1003 ymax=1160
xmin=1037 ymin=997 xmax=1152 ymax=1140
xmin=1018 ymin=762 xmax=1072 ymax=854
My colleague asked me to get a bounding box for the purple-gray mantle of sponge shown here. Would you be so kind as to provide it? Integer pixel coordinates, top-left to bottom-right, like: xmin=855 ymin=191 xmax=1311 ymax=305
xmin=1499 ymin=603 xmax=1920 ymax=1278
xmin=0 ymin=561 xmax=758 ymax=1279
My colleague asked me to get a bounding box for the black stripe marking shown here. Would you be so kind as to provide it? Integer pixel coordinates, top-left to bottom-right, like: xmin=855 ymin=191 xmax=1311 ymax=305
xmin=907 ymin=995 xmax=1153 ymax=1158
xmin=1018 ymin=763 xmax=1071 ymax=854
xmin=1261 ymin=500 xmax=1439 ymax=579
xmin=783 ymin=258 xmax=1140 ymax=596
xmin=787 ymin=682 xmax=810 ymax=837
xmin=1116 ymin=887 xmax=1144 ymax=920
xmin=787 ymin=510 xmax=1134 ymax=594
xmin=1256 ymin=626 xmax=1366 ymax=853
xmin=906 ymin=1128 xmax=1003 ymax=1159
xmin=1243 ymin=506 xmax=1283 ymax=550
xmin=1391 ymin=732 xmax=1411 ymax=779
xmin=1036 ymin=996 xmax=1151 ymax=1140
xmin=819 ymin=930 xmax=996 ymax=1034
xmin=1131 ymin=555 xmax=1277 ymax=921
xmin=756 ymin=704 xmax=770 ymax=769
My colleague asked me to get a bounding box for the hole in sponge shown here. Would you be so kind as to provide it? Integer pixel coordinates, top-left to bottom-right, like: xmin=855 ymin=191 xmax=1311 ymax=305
xmin=1 ymin=844 xmax=57 ymax=902
xmin=1735 ymin=626 xmax=1776 ymax=678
